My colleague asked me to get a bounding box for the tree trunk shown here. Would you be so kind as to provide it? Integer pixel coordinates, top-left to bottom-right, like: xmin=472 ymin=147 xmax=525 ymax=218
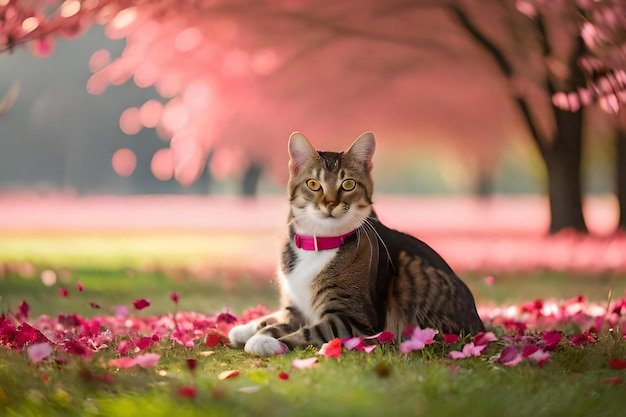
xmin=543 ymin=106 xmax=588 ymax=234
xmin=617 ymin=126 xmax=626 ymax=231
xmin=241 ymin=162 xmax=263 ymax=197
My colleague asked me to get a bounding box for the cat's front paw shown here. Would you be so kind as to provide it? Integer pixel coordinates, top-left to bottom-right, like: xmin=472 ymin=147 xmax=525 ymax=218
xmin=244 ymin=334 xmax=289 ymax=356
xmin=229 ymin=322 xmax=260 ymax=348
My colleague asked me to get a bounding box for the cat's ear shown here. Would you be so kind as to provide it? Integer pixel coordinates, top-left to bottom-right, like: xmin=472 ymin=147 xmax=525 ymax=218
xmin=346 ymin=131 xmax=376 ymax=172
xmin=288 ymin=132 xmax=319 ymax=174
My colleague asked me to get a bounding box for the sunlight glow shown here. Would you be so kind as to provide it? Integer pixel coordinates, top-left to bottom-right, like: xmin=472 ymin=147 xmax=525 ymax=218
xmin=60 ymin=0 xmax=81 ymax=18
xmin=151 ymin=148 xmax=174 ymax=181
xmin=183 ymin=80 xmax=213 ymax=109
xmin=175 ymin=27 xmax=203 ymax=53
xmin=89 ymin=49 xmax=110 ymax=73
xmin=162 ymin=100 xmax=188 ymax=132
xmin=40 ymin=269 xmax=57 ymax=286
xmin=21 ymin=17 xmax=39 ymax=33
xmin=139 ymin=100 xmax=164 ymax=128
xmin=112 ymin=7 xmax=138 ymax=30
xmin=111 ymin=148 xmax=137 ymax=177
xmin=119 ymin=107 xmax=142 ymax=135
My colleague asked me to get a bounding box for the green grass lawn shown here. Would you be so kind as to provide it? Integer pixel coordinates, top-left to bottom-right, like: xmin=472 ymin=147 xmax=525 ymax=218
xmin=2 ymin=234 xmax=626 ymax=417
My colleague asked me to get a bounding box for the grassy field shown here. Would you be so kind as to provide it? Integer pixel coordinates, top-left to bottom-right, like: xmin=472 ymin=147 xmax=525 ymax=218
xmin=2 ymin=233 xmax=626 ymax=417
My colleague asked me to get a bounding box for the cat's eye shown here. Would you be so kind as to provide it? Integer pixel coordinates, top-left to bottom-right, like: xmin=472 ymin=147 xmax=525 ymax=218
xmin=306 ymin=179 xmax=322 ymax=191
xmin=341 ymin=179 xmax=357 ymax=191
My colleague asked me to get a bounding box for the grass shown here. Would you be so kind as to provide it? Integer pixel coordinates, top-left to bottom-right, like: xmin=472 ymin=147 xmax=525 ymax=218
xmin=2 ymin=331 xmax=626 ymax=417
xmin=2 ymin=234 xmax=626 ymax=417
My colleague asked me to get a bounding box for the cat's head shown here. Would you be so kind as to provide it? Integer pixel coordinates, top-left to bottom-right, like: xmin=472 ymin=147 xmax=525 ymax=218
xmin=287 ymin=131 xmax=376 ymax=236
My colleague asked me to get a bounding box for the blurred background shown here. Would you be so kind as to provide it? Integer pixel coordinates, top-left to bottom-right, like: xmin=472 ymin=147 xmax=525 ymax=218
xmin=1 ymin=0 xmax=626 ymax=277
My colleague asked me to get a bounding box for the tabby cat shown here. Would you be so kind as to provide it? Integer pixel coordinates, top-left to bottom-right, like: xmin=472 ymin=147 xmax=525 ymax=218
xmin=228 ymin=132 xmax=484 ymax=356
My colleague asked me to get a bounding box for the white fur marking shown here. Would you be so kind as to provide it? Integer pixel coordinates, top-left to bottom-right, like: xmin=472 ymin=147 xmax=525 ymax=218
xmin=228 ymin=321 xmax=259 ymax=347
xmin=245 ymin=334 xmax=287 ymax=356
xmin=282 ymin=247 xmax=338 ymax=323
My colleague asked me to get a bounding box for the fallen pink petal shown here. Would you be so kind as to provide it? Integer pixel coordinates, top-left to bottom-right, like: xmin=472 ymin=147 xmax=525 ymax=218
xmin=76 ymin=281 xmax=83 ymax=292
xmin=448 ymin=342 xmax=486 ymax=359
xmin=59 ymin=288 xmax=69 ymax=297
xmin=497 ymin=345 xmax=523 ymax=367
xmin=342 ymin=337 xmax=364 ymax=351
xmin=292 ymin=357 xmax=318 ymax=369
xmin=27 ymin=343 xmax=53 ymax=364
xmin=472 ymin=332 xmax=498 ymax=346
xmin=134 ymin=353 xmax=160 ymax=368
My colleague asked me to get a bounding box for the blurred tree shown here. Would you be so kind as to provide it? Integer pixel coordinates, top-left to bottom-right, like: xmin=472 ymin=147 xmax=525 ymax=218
xmin=2 ymin=0 xmax=625 ymax=231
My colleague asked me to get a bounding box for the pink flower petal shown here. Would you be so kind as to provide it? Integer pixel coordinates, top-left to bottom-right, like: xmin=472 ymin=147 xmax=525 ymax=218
xmin=400 ymin=339 xmax=425 ymax=354
xmin=443 ymin=334 xmax=460 ymax=344
xmin=342 ymin=337 xmax=364 ymax=351
xmin=59 ymin=288 xmax=69 ymax=297
xmin=27 ymin=343 xmax=53 ymax=363
xmin=292 ymin=357 xmax=318 ymax=369
xmin=76 ymin=281 xmax=83 ymax=292
xmin=134 ymin=353 xmax=160 ymax=368
xmin=497 ymin=345 xmax=523 ymax=367
xmin=363 ymin=345 xmax=377 ymax=354
xmin=542 ymin=330 xmax=562 ymax=350
xmin=472 ymin=332 xmax=498 ymax=346
xmin=109 ymin=357 xmax=137 ymax=369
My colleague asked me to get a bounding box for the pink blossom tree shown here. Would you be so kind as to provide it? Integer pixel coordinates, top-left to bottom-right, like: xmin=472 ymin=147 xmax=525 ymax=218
xmin=2 ymin=0 xmax=626 ymax=232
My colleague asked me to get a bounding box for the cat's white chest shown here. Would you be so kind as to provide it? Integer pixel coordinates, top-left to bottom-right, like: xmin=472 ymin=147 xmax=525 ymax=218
xmin=280 ymin=248 xmax=338 ymax=323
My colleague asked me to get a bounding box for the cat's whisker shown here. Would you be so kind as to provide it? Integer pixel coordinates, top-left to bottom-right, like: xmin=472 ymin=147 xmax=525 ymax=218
xmin=361 ymin=217 xmax=393 ymax=267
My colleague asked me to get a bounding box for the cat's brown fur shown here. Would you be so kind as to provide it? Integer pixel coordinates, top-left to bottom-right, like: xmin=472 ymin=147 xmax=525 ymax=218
xmin=228 ymin=132 xmax=484 ymax=356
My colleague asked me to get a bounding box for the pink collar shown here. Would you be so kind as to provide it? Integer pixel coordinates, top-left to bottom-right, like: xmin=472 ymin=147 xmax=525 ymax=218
xmin=293 ymin=231 xmax=356 ymax=251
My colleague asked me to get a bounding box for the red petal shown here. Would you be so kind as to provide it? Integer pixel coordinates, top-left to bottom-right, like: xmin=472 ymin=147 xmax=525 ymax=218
xmin=204 ymin=329 xmax=229 ymax=347
xmin=603 ymin=377 xmax=623 ymax=385
xmin=59 ymin=288 xmax=69 ymax=297
xmin=186 ymin=359 xmax=198 ymax=372
xmin=609 ymin=357 xmax=626 ymax=370
xmin=218 ymin=370 xmax=239 ymax=380
xmin=76 ymin=281 xmax=83 ymax=292
xmin=443 ymin=334 xmax=460 ymax=344
xmin=132 ymin=299 xmax=151 ymax=310
xmin=169 ymin=292 xmax=179 ymax=304
xmin=278 ymin=372 xmax=289 ymax=380
xmin=178 ymin=386 xmax=197 ymax=398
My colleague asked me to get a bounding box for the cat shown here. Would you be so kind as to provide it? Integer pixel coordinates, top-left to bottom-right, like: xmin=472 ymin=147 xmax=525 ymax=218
xmin=228 ymin=131 xmax=484 ymax=356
